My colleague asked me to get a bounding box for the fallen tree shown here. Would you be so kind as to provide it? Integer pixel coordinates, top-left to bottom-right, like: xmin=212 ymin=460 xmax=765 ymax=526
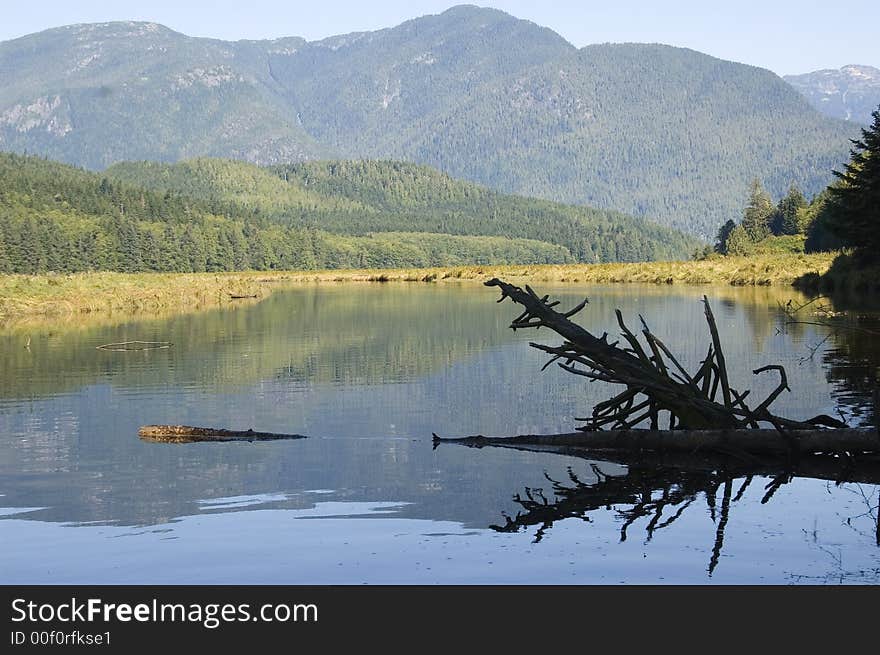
xmin=435 ymin=281 xmax=880 ymax=568
xmin=433 ymin=427 xmax=878 ymax=457
xmin=448 ymin=279 xmax=877 ymax=456
xmin=433 ymin=432 xmax=880 ymax=485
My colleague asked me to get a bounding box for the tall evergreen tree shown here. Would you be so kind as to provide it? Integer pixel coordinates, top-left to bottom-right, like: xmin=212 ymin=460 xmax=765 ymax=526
xmin=827 ymin=105 xmax=880 ymax=257
xmin=141 ymin=228 xmax=161 ymax=272
xmin=19 ymin=218 xmax=45 ymax=274
xmin=771 ymin=184 xmax=808 ymax=235
xmin=208 ymin=229 xmax=233 ymax=272
xmin=740 ymin=179 xmax=773 ymax=242
xmin=42 ymin=220 xmax=69 ymax=272
xmin=115 ymin=217 xmax=143 ymax=273
xmin=180 ymin=224 xmax=206 ymax=272
xmin=74 ymin=229 xmax=99 ymax=271
xmin=0 ymin=228 xmax=11 ymax=273
xmin=725 ymin=224 xmax=753 ymax=256
xmin=160 ymin=224 xmax=184 ymax=272
xmin=714 ymin=219 xmax=736 ymax=254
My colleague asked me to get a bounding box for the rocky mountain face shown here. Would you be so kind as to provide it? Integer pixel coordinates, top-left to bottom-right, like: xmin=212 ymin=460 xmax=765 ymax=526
xmin=784 ymin=65 xmax=880 ymax=124
xmin=0 ymin=5 xmax=859 ymax=238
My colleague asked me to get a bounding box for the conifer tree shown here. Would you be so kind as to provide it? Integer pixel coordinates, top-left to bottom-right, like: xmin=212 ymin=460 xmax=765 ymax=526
xmin=141 ymin=228 xmax=161 ymax=272
xmin=0 ymin=228 xmax=11 ymax=273
xmin=19 ymin=218 xmax=45 ymax=274
xmin=725 ymin=224 xmax=753 ymax=255
xmin=714 ymin=219 xmax=736 ymax=254
xmin=115 ymin=217 xmax=142 ymax=273
xmin=161 ymin=224 xmax=184 ymax=272
xmin=181 ymin=224 xmax=207 ymax=272
xmin=827 ymin=105 xmax=880 ymax=257
xmin=740 ymin=179 xmax=773 ymax=242
xmin=772 ymin=184 xmax=808 ymax=235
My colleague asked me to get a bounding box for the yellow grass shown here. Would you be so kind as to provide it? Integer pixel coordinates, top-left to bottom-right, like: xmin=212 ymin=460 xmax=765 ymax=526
xmin=0 ymin=252 xmax=838 ymax=324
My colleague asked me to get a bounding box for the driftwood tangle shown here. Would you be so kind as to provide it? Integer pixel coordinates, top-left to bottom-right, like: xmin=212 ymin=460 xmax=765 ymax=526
xmin=139 ymin=425 xmax=307 ymax=444
xmin=456 ymin=278 xmax=877 ymax=457
xmin=485 ymin=278 xmax=847 ymax=432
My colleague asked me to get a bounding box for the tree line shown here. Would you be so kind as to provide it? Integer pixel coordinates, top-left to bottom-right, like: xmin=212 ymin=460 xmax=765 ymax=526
xmin=0 ymin=154 xmax=575 ymax=274
xmin=0 ymin=153 xmax=695 ymax=275
xmin=712 ymin=104 xmax=879 ymax=260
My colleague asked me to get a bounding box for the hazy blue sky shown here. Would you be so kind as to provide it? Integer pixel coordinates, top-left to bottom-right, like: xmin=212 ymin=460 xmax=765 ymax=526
xmin=1 ymin=1 xmax=877 ymax=75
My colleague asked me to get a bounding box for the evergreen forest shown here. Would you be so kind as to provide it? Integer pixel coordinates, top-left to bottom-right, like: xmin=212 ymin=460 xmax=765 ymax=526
xmin=0 ymin=154 xmax=696 ymax=274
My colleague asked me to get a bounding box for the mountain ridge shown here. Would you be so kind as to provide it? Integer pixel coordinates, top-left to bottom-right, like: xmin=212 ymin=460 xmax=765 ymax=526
xmin=0 ymin=5 xmax=860 ymax=238
xmin=784 ymin=65 xmax=880 ymax=124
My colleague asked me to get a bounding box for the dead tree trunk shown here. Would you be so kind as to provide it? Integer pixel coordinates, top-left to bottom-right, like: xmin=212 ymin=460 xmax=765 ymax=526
xmin=485 ymin=278 xmax=847 ymax=434
xmin=433 ymin=428 xmax=879 ymax=457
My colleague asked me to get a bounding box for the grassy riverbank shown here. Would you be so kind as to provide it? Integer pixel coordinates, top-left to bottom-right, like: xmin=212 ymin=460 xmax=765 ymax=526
xmin=0 ymin=252 xmax=842 ymax=323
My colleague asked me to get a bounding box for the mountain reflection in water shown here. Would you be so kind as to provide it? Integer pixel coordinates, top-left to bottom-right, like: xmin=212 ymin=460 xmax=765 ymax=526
xmin=1 ymin=282 xmax=878 ymax=583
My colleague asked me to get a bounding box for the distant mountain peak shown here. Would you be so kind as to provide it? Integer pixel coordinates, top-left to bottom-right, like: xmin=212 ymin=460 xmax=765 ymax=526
xmin=784 ymin=65 xmax=880 ymax=123
xmin=58 ymin=21 xmax=175 ymax=38
xmin=438 ymin=4 xmax=516 ymax=19
xmin=837 ymin=65 xmax=880 ymax=89
xmin=841 ymin=64 xmax=879 ymax=76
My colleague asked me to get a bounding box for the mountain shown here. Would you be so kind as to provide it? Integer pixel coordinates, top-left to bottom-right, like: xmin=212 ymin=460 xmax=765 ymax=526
xmin=105 ymin=157 xmax=697 ymax=262
xmin=0 ymin=6 xmax=860 ymax=238
xmin=784 ymin=65 xmax=880 ymax=124
xmin=0 ymin=22 xmax=329 ymax=166
xmin=0 ymin=153 xmax=697 ymax=275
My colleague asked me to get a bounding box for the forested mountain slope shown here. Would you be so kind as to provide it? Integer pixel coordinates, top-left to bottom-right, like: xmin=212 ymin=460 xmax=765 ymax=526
xmin=0 ymin=6 xmax=858 ymax=237
xmin=106 ymin=158 xmax=698 ymax=262
xmin=0 ymin=153 xmax=696 ymax=274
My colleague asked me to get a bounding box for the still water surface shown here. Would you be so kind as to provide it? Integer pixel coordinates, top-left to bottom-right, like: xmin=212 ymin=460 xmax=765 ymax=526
xmin=1 ymin=282 xmax=878 ymax=583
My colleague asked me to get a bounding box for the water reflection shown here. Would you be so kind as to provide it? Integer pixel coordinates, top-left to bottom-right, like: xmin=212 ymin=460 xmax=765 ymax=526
xmin=1 ymin=282 xmax=879 ymax=583
xmin=480 ymin=445 xmax=880 ymax=576
xmin=821 ymin=319 xmax=880 ymax=428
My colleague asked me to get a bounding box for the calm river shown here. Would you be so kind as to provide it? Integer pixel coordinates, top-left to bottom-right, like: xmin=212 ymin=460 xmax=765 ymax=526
xmin=1 ymin=282 xmax=878 ymax=583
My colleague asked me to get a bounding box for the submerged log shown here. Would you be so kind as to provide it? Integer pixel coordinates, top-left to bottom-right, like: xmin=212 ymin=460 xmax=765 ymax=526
xmin=97 ymin=340 xmax=172 ymax=351
xmin=139 ymin=425 xmax=307 ymax=444
xmin=433 ymin=428 xmax=879 ymax=456
xmin=434 ymin=430 xmax=880 ymax=484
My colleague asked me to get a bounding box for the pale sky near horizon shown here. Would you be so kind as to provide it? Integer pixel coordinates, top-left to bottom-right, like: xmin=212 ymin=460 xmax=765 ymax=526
xmin=0 ymin=1 xmax=877 ymax=76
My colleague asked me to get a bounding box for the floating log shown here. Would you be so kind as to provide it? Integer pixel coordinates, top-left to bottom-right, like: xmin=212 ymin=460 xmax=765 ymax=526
xmin=97 ymin=340 xmax=172 ymax=351
xmin=139 ymin=425 xmax=307 ymax=444
xmin=433 ymin=427 xmax=879 ymax=457
xmin=228 ymin=294 xmax=259 ymax=299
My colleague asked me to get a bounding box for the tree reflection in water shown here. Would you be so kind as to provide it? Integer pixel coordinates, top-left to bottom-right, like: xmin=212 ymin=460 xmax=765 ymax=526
xmin=489 ymin=448 xmax=880 ymax=576
xmin=821 ymin=315 xmax=880 ymax=429
xmin=778 ymin=291 xmax=880 ymax=428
